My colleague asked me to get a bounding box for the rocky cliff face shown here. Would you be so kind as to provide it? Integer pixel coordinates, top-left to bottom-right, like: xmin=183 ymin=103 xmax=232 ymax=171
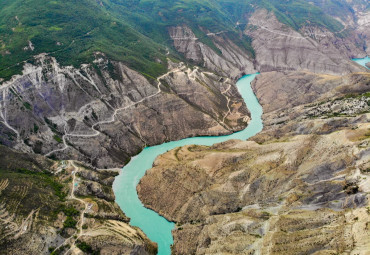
xmin=251 ymin=71 xmax=370 ymax=113
xmin=137 ymin=71 xmax=370 ymax=254
xmin=355 ymin=10 xmax=370 ymax=55
xmin=169 ymin=26 xmax=256 ymax=79
xmin=1 ymin=7 xmax=368 ymax=170
xmin=0 ymin=54 xmax=249 ymax=168
xmin=139 ymin=125 xmax=370 ymax=254
xmin=1 ymin=4 xmax=369 ymax=254
xmin=245 ymin=9 xmax=366 ymax=74
xmin=168 ymin=9 xmax=367 ymax=76
xmin=0 ymin=145 xmax=157 ymax=255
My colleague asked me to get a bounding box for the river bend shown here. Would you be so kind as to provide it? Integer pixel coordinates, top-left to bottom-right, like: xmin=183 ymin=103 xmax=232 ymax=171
xmin=113 ymin=73 xmax=262 ymax=255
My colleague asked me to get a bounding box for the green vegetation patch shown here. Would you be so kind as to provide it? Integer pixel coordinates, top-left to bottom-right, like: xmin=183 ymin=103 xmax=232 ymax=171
xmin=63 ymin=216 xmax=77 ymax=228
xmin=0 ymin=0 xmax=348 ymax=80
xmin=0 ymin=167 xmax=67 ymax=222
xmin=53 ymin=135 xmax=63 ymax=143
xmin=0 ymin=0 xmax=168 ymax=80
xmin=76 ymin=241 xmax=99 ymax=255
xmin=0 ymin=145 xmax=67 ymax=222
xmin=257 ymin=0 xmax=344 ymax=33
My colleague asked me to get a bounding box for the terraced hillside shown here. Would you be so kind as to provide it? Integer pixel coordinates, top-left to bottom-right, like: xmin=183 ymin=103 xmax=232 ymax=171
xmin=0 ymin=145 xmax=157 ymax=254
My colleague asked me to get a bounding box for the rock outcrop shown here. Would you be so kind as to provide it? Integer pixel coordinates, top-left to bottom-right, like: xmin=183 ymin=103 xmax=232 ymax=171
xmin=354 ymin=9 xmax=370 ymax=55
xmin=245 ymin=9 xmax=366 ymax=74
xmin=0 ymin=54 xmax=249 ymax=168
xmin=169 ymin=26 xmax=256 ymax=79
xmin=251 ymin=71 xmax=370 ymax=113
xmin=137 ymin=71 xmax=370 ymax=254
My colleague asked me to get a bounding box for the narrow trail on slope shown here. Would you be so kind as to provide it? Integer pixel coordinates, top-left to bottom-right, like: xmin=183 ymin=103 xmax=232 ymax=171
xmin=1 ymin=54 xmax=238 ymax=162
xmin=44 ymin=62 xmax=190 ymax=157
xmin=239 ymin=20 xmax=346 ymax=39
xmin=53 ymin=161 xmax=89 ymax=254
xmin=221 ymin=82 xmax=232 ymax=124
xmin=0 ymin=89 xmax=32 ymax=152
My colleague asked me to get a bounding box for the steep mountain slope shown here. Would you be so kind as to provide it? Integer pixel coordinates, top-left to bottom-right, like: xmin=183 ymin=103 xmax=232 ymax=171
xmin=0 ymin=0 xmax=367 ymax=80
xmin=0 ymin=1 xmax=369 ymax=254
xmin=245 ymin=9 xmax=364 ymax=74
xmin=1 ymin=0 xmax=368 ymax=168
xmin=137 ymin=72 xmax=370 ymax=254
xmin=0 ymin=0 xmax=168 ymax=80
xmin=0 ymin=54 xmax=249 ymax=168
xmin=0 ymin=145 xmax=157 ymax=254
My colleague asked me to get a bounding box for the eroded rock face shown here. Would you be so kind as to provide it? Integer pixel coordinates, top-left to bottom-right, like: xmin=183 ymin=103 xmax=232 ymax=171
xmin=169 ymin=26 xmax=256 ymax=79
xmin=251 ymin=71 xmax=370 ymax=113
xmin=0 ymin=54 xmax=249 ymax=168
xmin=355 ymin=10 xmax=370 ymax=55
xmin=138 ymin=125 xmax=369 ymax=215
xmin=245 ymin=9 xmax=365 ymax=75
xmin=138 ymin=121 xmax=370 ymax=254
xmin=137 ymin=71 xmax=370 ymax=254
xmin=248 ymin=71 xmax=370 ymax=142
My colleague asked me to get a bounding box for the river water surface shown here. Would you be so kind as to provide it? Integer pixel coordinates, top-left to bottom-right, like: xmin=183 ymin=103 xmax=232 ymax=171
xmin=113 ymin=57 xmax=369 ymax=255
xmin=353 ymin=56 xmax=370 ymax=69
xmin=113 ymin=73 xmax=263 ymax=254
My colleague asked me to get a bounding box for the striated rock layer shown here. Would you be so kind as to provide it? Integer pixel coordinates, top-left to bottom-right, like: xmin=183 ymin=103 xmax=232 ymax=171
xmin=169 ymin=25 xmax=256 ymax=79
xmin=355 ymin=9 xmax=370 ymax=56
xmin=168 ymin=9 xmax=368 ymax=79
xmin=0 ymin=54 xmax=249 ymax=168
xmin=138 ymin=72 xmax=370 ymax=254
xmin=245 ymin=9 xmax=366 ymax=75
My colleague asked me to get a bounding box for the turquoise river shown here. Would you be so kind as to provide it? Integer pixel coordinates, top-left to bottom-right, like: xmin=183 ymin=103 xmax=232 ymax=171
xmin=352 ymin=56 xmax=370 ymax=69
xmin=113 ymin=73 xmax=262 ymax=254
xmin=112 ymin=56 xmax=369 ymax=255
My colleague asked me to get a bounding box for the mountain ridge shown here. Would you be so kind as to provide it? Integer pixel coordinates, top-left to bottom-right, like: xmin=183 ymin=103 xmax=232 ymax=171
xmin=1 ymin=0 xmax=366 ymax=81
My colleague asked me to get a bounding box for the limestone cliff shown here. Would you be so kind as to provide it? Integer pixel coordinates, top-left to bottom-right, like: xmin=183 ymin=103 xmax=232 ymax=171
xmin=251 ymin=71 xmax=370 ymax=113
xmin=168 ymin=10 xmax=367 ymax=76
xmin=353 ymin=5 xmax=370 ymax=55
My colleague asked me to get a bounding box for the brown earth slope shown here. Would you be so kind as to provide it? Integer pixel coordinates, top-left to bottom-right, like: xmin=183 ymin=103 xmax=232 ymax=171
xmin=138 ymin=72 xmax=370 ymax=255
xmin=0 ymin=145 xmax=157 ymax=255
